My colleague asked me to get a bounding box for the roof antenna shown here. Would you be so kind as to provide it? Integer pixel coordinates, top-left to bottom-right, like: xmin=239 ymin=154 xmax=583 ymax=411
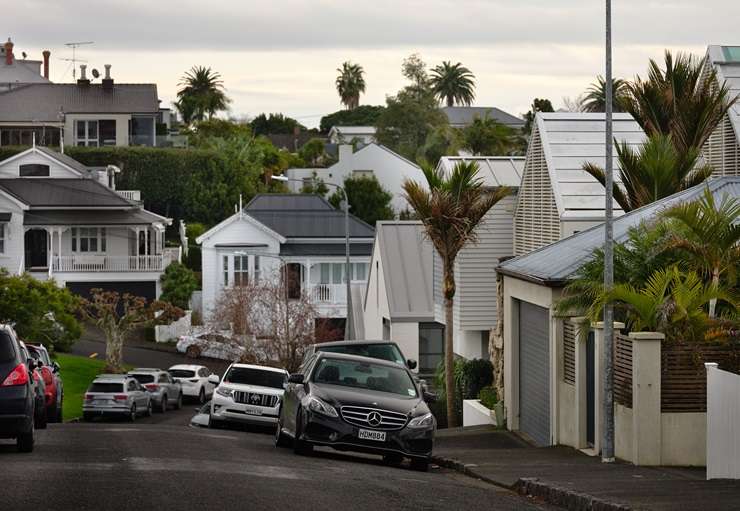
xmin=32 ymin=132 xmax=36 ymax=148
xmin=239 ymin=194 xmax=243 ymax=218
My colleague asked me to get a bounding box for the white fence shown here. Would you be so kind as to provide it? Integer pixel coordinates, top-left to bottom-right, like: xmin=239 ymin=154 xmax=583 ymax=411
xmin=155 ymin=310 xmax=192 ymax=343
xmin=706 ymin=363 xmax=740 ymax=480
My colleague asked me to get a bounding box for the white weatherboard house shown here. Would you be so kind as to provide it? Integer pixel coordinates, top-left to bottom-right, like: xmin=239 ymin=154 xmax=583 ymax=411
xmin=286 ymin=143 xmax=426 ymax=212
xmin=702 ymin=45 xmax=740 ymax=178
xmin=197 ymin=194 xmax=375 ymax=327
xmin=497 ymin=177 xmax=740 ymax=456
xmin=328 ymin=126 xmax=376 ymax=145
xmin=514 ymin=112 xmax=645 ymax=256
xmin=0 ymin=146 xmax=177 ymax=299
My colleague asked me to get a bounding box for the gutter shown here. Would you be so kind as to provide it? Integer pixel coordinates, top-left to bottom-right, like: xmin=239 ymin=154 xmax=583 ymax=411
xmin=495 ymin=266 xmax=568 ymax=288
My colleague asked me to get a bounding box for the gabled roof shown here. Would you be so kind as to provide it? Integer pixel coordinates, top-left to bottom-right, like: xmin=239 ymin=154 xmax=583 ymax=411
xmin=247 ymin=210 xmax=375 ymax=239
xmin=245 ymin=194 xmax=334 ymax=211
xmin=0 ymin=178 xmax=133 ymax=208
xmin=0 ymin=146 xmax=87 ymax=176
xmin=534 ymin=112 xmax=646 ymax=220
xmin=0 ymin=83 xmax=159 ymax=122
xmin=441 ymin=106 xmax=525 ymax=128
xmin=706 ymin=45 xmax=740 ymax=141
xmin=498 ymin=177 xmax=740 ymax=286
xmin=0 ymin=59 xmax=49 ymax=84
xmin=437 ymin=156 xmax=524 ymax=188
xmin=367 ymin=221 xmax=434 ymax=321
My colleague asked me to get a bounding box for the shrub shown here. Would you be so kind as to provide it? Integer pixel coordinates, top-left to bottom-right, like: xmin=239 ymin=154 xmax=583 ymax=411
xmin=478 ymin=385 xmax=498 ymax=410
xmin=461 ymin=358 xmax=494 ymax=400
xmin=160 ymin=262 xmax=199 ymax=309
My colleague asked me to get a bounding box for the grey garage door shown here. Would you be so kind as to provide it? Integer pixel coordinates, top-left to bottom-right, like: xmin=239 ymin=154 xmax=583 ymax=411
xmin=518 ymin=301 xmax=550 ymax=446
xmin=66 ymin=281 xmax=156 ymax=303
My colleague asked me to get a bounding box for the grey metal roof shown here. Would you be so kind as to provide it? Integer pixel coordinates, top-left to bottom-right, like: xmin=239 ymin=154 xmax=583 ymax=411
xmin=245 ymin=194 xmax=334 ymax=211
xmin=437 ymin=156 xmax=524 ymax=188
xmin=535 ymin=112 xmax=646 ymax=220
xmin=371 ymin=221 xmax=434 ymax=320
xmin=0 ymin=83 xmax=159 ymax=122
xmin=0 ymin=178 xmax=133 ymax=207
xmin=498 ymin=177 xmax=740 ymax=286
xmin=23 ymin=208 xmax=167 ymax=226
xmin=247 ymin=210 xmax=375 ymax=239
xmin=707 ymin=45 xmax=740 ymax=141
xmin=280 ymin=242 xmax=373 ymax=256
xmin=0 ymin=59 xmax=49 ymax=85
xmin=441 ymin=106 xmax=525 ymax=128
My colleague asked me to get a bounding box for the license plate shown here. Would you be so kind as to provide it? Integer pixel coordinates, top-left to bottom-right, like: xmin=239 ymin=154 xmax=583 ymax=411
xmin=243 ymin=406 xmax=262 ymax=416
xmin=358 ymin=429 xmax=386 ymax=442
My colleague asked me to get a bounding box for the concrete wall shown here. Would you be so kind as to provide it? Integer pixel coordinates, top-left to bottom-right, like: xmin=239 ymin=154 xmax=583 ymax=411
xmin=390 ymin=320 xmax=419 ymax=373
xmin=557 ymin=380 xmax=577 ymax=448
xmin=661 ymin=412 xmax=706 ymax=466
xmin=707 ymin=364 xmax=740 ymax=479
xmin=463 ymin=399 xmax=495 ymax=427
xmin=614 ymin=404 xmax=633 ymax=462
xmin=155 ymin=310 xmax=192 ymax=343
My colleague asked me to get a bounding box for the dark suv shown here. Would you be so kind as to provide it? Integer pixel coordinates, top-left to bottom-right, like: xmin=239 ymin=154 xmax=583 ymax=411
xmin=0 ymin=325 xmax=36 ymax=452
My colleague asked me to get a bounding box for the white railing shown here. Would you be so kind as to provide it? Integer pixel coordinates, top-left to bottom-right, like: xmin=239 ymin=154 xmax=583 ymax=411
xmin=116 ymin=190 xmax=141 ymax=202
xmin=309 ymin=283 xmax=348 ymax=304
xmin=53 ymin=254 xmax=172 ymax=272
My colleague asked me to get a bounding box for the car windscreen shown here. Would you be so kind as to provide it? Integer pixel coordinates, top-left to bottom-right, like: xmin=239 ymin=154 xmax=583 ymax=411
xmin=318 ymin=343 xmax=406 ymax=365
xmin=223 ymin=367 xmax=286 ymax=389
xmin=130 ymin=374 xmax=155 ymax=384
xmin=89 ymin=382 xmax=124 ymax=393
xmin=0 ymin=332 xmax=17 ymax=363
xmin=312 ymin=358 xmax=418 ymax=398
xmin=170 ymin=369 xmax=196 ymax=378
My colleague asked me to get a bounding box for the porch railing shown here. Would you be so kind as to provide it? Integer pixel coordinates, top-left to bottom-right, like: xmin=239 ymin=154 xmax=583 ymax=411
xmin=309 ymin=283 xmax=348 ymax=304
xmin=116 ymin=190 xmax=141 ymax=202
xmin=53 ymin=254 xmax=175 ymax=273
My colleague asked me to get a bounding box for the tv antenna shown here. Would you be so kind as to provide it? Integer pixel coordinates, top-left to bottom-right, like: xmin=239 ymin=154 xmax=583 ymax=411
xmin=63 ymin=41 xmax=94 ymax=79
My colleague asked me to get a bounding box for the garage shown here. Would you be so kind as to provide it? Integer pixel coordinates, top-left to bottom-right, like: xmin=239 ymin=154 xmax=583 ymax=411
xmin=518 ymin=301 xmax=550 ymax=446
xmin=66 ymin=281 xmax=157 ymax=303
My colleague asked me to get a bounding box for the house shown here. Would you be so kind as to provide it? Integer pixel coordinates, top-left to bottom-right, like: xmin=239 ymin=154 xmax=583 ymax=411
xmin=441 ymin=106 xmax=525 ymax=130
xmin=286 ymin=143 xmax=427 ymax=212
xmin=0 ymin=145 xmax=178 ymax=300
xmin=328 ymin=126 xmax=376 ymax=145
xmin=701 ymin=45 xmax=740 ymax=177
xmin=0 ymin=38 xmax=50 ymax=85
xmin=496 ymin=176 xmax=740 ymax=452
xmin=514 ymin=112 xmax=645 ymax=256
xmin=0 ymin=64 xmax=161 ymax=148
xmin=196 ymin=194 xmax=375 ymax=330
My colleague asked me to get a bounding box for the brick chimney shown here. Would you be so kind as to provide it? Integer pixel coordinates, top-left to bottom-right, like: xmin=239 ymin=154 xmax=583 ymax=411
xmin=42 ymin=50 xmax=50 ymax=79
xmin=77 ymin=64 xmax=90 ymax=86
xmin=3 ymin=38 xmax=13 ymax=65
xmin=102 ymin=64 xmax=114 ymax=90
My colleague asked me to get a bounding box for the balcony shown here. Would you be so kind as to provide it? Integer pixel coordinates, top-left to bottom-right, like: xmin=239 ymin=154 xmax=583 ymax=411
xmin=116 ymin=190 xmax=141 ymax=202
xmin=308 ymin=283 xmax=349 ymax=304
xmin=52 ymin=248 xmax=179 ymax=273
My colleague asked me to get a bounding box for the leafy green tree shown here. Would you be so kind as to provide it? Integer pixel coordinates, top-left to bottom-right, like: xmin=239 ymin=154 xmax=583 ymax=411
xmin=0 ymin=270 xmax=81 ymax=353
xmin=187 ymin=118 xmax=252 ymax=146
xmin=401 ymin=53 xmax=430 ymax=98
xmin=522 ymin=98 xmax=554 ymax=134
xmin=335 ymin=61 xmax=366 ymax=110
xmin=402 ymin=161 xmax=511 ymax=426
xmin=461 ymin=115 xmax=516 ymax=155
xmin=299 ymin=138 xmax=327 ymax=166
xmin=300 ymin=172 xmax=330 ymax=195
xmin=160 ymin=262 xmax=199 ymax=310
xmin=329 ymin=175 xmax=394 ymax=225
xmin=250 ymin=113 xmax=305 ymax=136
xmin=176 ymin=66 xmax=230 ymax=124
xmin=319 ymin=105 xmax=386 ymax=134
xmin=582 ymin=76 xmax=629 ymax=113
xmin=418 ymin=125 xmax=461 ymax=166
xmin=430 ymin=61 xmax=476 ymax=107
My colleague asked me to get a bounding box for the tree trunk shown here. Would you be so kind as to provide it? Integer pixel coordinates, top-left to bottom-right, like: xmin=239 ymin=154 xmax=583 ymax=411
xmin=443 ymin=261 xmax=457 ymax=428
xmin=105 ymin=327 xmax=124 ymax=373
xmin=491 ymin=271 xmax=505 ymax=401
xmin=447 ymin=96 xmax=453 ymax=108
xmin=709 ymin=268 xmax=720 ymax=319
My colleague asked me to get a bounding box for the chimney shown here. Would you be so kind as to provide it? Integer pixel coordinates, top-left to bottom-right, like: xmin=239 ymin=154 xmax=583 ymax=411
xmin=102 ymin=64 xmax=114 ymax=90
xmin=3 ymin=38 xmax=13 ymax=65
xmin=338 ymin=144 xmax=354 ymax=162
xmin=77 ymin=64 xmax=90 ymax=86
xmin=42 ymin=50 xmax=50 ymax=79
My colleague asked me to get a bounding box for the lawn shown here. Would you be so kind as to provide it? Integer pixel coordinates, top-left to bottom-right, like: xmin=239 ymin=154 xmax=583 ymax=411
xmin=54 ymin=353 xmax=110 ymax=422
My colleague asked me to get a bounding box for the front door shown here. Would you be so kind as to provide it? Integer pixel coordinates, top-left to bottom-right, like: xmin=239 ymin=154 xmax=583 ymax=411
xmin=24 ymin=229 xmax=48 ymax=269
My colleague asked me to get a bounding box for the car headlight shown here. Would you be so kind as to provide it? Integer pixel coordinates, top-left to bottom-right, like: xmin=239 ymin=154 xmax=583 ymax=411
xmin=215 ymin=387 xmax=233 ymax=398
xmin=407 ymin=412 xmax=434 ymax=429
xmin=307 ymin=396 xmax=338 ymax=418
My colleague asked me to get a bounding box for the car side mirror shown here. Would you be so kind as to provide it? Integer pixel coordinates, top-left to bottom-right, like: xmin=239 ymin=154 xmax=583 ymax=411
xmin=208 ymin=374 xmax=220 ymax=385
xmin=52 ymin=361 xmax=61 ymax=373
xmin=288 ymin=373 xmax=304 ymax=384
xmin=423 ymin=391 xmax=437 ymax=403
xmin=26 ymin=359 xmax=36 ymax=373
xmin=406 ymin=359 xmax=417 ymax=370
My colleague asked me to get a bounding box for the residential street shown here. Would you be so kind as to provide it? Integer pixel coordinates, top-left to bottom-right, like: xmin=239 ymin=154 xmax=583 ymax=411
xmin=0 ymin=407 xmax=553 ymax=511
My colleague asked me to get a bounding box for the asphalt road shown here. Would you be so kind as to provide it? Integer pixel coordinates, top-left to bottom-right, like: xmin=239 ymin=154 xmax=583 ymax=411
xmin=0 ymin=406 xmax=554 ymax=511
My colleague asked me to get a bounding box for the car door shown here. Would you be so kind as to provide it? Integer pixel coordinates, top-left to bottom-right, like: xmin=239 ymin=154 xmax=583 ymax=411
xmin=160 ymin=373 xmax=175 ymax=397
xmin=132 ymin=380 xmax=147 ymax=409
xmin=284 ymin=357 xmax=314 ymax=434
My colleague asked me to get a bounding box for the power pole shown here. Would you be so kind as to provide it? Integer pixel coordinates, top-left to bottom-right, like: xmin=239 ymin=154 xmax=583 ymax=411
xmin=602 ymin=0 xmax=616 ymax=463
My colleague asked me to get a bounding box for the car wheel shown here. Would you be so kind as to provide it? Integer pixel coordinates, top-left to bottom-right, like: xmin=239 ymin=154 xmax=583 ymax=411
xmin=82 ymin=412 xmax=93 ymax=422
xmin=55 ymin=400 xmax=63 ymax=423
xmin=35 ymin=404 xmax=48 ymax=430
xmin=159 ymin=396 xmax=168 ymax=413
xmin=186 ymin=345 xmax=202 ymax=359
xmin=208 ymin=414 xmax=223 ymax=429
xmin=410 ymin=459 xmax=429 ymax=472
xmin=275 ymin=414 xmax=290 ymax=448
xmin=17 ymin=423 xmax=34 ymax=453
xmin=145 ymin=400 xmax=153 ymax=417
xmin=128 ymin=404 xmax=137 ymax=422
xmin=292 ymin=409 xmax=313 ymax=456
xmin=382 ymin=453 xmax=404 ymax=466
xmin=198 ymin=387 xmax=206 ymax=404
xmin=174 ymin=393 xmax=182 ymax=410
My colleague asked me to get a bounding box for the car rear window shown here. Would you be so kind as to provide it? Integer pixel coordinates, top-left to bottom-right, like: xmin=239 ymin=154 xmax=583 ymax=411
xmin=130 ymin=374 xmax=155 ymax=384
xmin=224 ymin=367 xmax=286 ymax=389
xmin=318 ymin=343 xmax=406 ymax=365
xmin=170 ymin=369 xmax=196 ymax=378
xmin=0 ymin=331 xmax=17 ymax=363
xmin=89 ymin=382 xmax=124 ymax=393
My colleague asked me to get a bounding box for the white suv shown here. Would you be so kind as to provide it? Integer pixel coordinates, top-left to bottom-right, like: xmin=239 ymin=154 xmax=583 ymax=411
xmin=209 ymin=363 xmax=288 ymax=428
xmin=169 ymin=364 xmax=217 ymax=404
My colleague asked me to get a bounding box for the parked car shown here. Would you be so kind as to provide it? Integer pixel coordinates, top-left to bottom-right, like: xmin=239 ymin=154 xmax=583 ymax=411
xmin=83 ymin=374 xmax=152 ymax=421
xmin=169 ymin=364 xmax=217 ymax=404
xmin=0 ymin=324 xmax=36 ymax=452
xmin=26 ymin=344 xmax=63 ymax=422
xmin=177 ymin=331 xmax=246 ymax=361
xmin=301 ymin=340 xmax=417 ymax=372
xmin=19 ymin=341 xmax=47 ymax=429
xmin=127 ymin=368 xmax=183 ymax=413
xmin=209 ymin=363 xmax=288 ymax=429
xmin=277 ymin=352 xmax=436 ymax=471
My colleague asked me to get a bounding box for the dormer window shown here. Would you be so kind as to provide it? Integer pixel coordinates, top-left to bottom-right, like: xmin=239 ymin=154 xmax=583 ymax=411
xmin=19 ymin=163 xmax=50 ymax=177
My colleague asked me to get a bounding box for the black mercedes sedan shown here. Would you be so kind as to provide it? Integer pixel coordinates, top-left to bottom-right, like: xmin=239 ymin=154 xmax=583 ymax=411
xmin=276 ymin=352 xmax=436 ymax=471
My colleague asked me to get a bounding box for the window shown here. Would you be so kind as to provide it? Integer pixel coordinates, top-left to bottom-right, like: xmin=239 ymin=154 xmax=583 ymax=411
xmin=19 ymin=164 xmax=50 ymax=177
xmin=352 ymin=262 xmax=368 ymax=281
xmin=99 ymin=120 xmax=116 ymax=146
xmin=419 ymin=323 xmax=445 ymax=374
xmin=71 ymin=227 xmax=106 ymax=253
xmin=234 ymin=255 xmax=248 ymax=286
xmin=75 ymin=120 xmax=99 ymax=147
xmin=0 ymin=223 xmax=4 ymax=254
xmin=130 ymin=116 xmax=155 ymax=146
xmin=254 ymin=256 xmax=261 ymax=282
xmin=223 ymin=255 xmax=229 ymax=286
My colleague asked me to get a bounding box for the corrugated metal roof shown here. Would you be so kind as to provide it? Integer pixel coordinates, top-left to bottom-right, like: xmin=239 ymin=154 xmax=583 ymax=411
xmin=441 ymin=106 xmax=525 ymax=128
xmin=0 ymin=59 xmax=49 ymax=85
xmin=245 ymin=194 xmax=334 ymax=211
xmin=247 ymin=210 xmax=375 ymax=239
xmin=437 ymin=156 xmax=524 ymax=188
xmin=375 ymin=221 xmax=434 ymax=320
xmin=707 ymin=45 xmax=740 ymax=141
xmin=0 ymin=178 xmax=133 ymax=207
xmin=536 ymin=112 xmax=646 ymax=220
xmin=499 ymin=177 xmax=740 ymax=285
xmin=280 ymin=243 xmax=373 ymax=256
xmin=23 ymin=208 xmax=166 ymax=226
xmin=0 ymin=83 xmax=159 ymax=122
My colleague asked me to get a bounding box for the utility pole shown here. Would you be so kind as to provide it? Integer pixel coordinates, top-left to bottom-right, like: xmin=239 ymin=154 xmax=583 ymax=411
xmin=602 ymin=0 xmax=615 ymax=463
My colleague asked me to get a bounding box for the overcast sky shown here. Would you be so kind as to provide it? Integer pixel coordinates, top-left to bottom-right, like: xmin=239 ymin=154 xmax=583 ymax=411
xmin=6 ymin=0 xmax=739 ymax=127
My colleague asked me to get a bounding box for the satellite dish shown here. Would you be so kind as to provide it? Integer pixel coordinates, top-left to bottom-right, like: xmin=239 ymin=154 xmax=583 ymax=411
xmin=91 ymin=68 xmax=100 ymax=79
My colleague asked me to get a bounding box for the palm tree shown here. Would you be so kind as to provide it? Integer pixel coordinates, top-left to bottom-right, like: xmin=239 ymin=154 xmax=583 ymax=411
xmin=176 ymin=66 xmax=230 ymax=124
xmin=582 ymin=134 xmax=713 ymax=212
xmin=430 ymin=61 xmax=476 ymax=107
xmin=662 ymin=188 xmax=740 ymax=318
xmin=335 ymin=62 xmax=366 ymax=110
xmin=402 ymin=161 xmax=511 ymax=426
xmin=461 ymin=115 xmax=516 ymax=155
xmin=582 ymin=76 xmax=629 ymax=112
xmin=623 ymin=50 xmax=738 ymax=153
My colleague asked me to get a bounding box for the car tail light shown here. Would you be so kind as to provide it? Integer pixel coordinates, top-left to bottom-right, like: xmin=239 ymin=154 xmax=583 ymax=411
xmin=85 ymin=393 xmax=94 ymax=401
xmin=1 ymin=363 xmax=29 ymax=387
xmin=145 ymin=383 xmax=158 ymax=391
xmin=113 ymin=394 xmax=128 ymax=401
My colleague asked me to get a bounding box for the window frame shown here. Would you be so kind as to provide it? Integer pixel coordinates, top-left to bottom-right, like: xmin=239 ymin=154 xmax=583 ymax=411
xmin=71 ymin=227 xmax=107 ymax=253
xmin=75 ymin=120 xmax=100 ymax=147
xmin=233 ymin=255 xmax=249 ymax=287
xmin=0 ymin=222 xmax=5 ymax=254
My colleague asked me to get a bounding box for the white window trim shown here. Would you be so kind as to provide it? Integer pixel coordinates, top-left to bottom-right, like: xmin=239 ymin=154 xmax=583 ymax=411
xmin=233 ymin=255 xmax=249 ymax=286
xmin=75 ymin=120 xmax=99 ymax=147
xmin=0 ymin=223 xmax=5 ymax=254
xmin=71 ymin=227 xmax=107 ymax=253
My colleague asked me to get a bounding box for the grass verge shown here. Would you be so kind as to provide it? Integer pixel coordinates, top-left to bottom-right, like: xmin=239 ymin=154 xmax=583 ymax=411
xmin=54 ymin=353 xmax=107 ymax=422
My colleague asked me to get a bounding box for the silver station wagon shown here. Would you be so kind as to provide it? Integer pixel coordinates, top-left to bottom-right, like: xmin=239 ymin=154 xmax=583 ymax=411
xmin=83 ymin=374 xmax=152 ymax=422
